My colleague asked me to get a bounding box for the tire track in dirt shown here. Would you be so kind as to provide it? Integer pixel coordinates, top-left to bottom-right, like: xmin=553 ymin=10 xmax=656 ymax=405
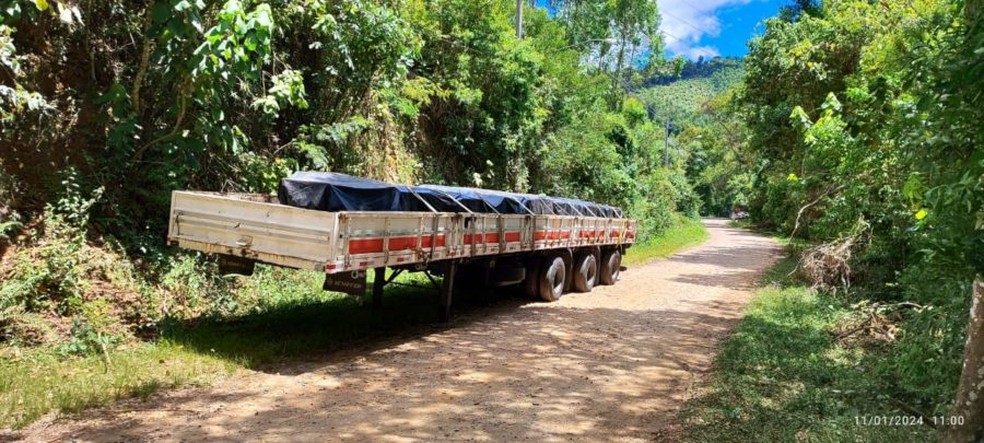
xmin=19 ymin=219 xmax=783 ymax=442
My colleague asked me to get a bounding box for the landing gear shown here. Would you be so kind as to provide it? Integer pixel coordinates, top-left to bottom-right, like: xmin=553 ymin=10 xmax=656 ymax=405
xmin=440 ymin=260 xmax=458 ymax=322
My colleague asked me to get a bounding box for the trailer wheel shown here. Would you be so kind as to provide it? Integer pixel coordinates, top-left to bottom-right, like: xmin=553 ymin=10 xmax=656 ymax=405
xmin=599 ymin=249 xmax=622 ymax=285
xmin=523 ymin=256 xmax=542 ymax=299
xmin=573 ymin=252 xmax=598 ymax=293
xmin=538 ymin=256 xmax=566 ymax=302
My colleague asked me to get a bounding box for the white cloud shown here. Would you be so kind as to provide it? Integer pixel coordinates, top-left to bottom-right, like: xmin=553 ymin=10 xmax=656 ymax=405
xmin=658 ymin=0 xmax=753 ymax=59
xmin=682 ymin=45 xmax=721 ymax=59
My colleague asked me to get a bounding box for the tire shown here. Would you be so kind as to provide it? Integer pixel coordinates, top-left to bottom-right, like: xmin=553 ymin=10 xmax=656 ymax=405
xmin=523 ymin=256 xmax=542 ymax=298
xmin=573 ymin=252 xmax=598 ymax=293
xmin=599 ymin=249 xmax=622 ymax=286
xmin=538 ymin=256 xmax=566 ymax=302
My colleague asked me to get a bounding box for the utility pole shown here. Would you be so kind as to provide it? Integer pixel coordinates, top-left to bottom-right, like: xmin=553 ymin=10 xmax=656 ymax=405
xmin=664 ymin=121 xmax=671 ymax=167
xmin=516 ymin=0 xmax=524 ymax=39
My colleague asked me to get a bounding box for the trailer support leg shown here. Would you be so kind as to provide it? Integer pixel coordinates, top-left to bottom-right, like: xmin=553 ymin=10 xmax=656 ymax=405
xmin=372 ymin=267 xmax=385 ymax=310
xmin=440 ymin=261 xmax=457 ymax=322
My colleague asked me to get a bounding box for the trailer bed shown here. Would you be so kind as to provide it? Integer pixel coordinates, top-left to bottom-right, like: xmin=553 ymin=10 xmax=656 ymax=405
xmin=167 ymin=191 xmax=636 ymax=274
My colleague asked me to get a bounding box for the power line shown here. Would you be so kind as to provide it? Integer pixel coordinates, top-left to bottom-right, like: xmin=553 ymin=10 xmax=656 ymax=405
xmin=660 ymin=29 xmax=686 ymax=44
xmin=674 ymin=1 xmax=708 ymax=18
xmin=661 ymin=10 xmax=715 ymax=37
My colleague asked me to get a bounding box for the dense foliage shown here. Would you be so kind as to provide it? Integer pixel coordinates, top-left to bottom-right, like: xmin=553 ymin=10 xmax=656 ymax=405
xmin=0 ymin=0 xmax=702 ymax=354
xmin=702 ymin=0 xmax=984 ymax=419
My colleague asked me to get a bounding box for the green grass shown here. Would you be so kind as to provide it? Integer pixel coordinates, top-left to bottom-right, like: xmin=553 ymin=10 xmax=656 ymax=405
xmin=0 ymin=269 xmax=469 ymax=429
xmin=0 ymin=342 xmax=233 ymax=429
xmin=163 ymin=271 xmax=460 ymax=368
xmin=623 ymin=214 xmax=709 ymax=266
xmin=680 ymin=256 xmax=935 ymax=442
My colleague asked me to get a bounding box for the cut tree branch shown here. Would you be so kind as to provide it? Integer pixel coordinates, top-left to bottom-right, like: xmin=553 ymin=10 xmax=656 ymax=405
xmin=790 ymin=184 xmax=845 ymax=240
xmin=132 ymin=83 xmax=189 ymax=162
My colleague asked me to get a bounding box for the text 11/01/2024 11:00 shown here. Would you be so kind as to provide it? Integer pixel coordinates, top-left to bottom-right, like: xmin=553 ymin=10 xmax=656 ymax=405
xmin=855 ymin=415 xmax=965 ymax=427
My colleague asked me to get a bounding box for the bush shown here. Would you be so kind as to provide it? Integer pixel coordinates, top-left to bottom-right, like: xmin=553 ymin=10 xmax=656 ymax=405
xmin=669 ymin=170 xmax=702 ymax=219
xmin=160 ymin=255 xmax=233 ymax=318
xmin=0 ymin=163 xmax=20 ymax=242
xmin=0 ymin=172 xmax=102 ymax=315
xmin=751 ymin=174 xmax=797 ymax=232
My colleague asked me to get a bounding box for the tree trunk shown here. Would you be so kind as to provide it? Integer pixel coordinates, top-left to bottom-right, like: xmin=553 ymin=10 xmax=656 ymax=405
xmin=610 ymin=31 xmax=627 ymax=110
xmin=943 ymin=278 xmax=984 ymax=443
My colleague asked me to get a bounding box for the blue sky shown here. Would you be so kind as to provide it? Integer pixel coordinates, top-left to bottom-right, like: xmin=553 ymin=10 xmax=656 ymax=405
xmin=657 ymin=0 xmax=786 ymax=58
xmin=531 ymin=0 xmax=785 ymax=59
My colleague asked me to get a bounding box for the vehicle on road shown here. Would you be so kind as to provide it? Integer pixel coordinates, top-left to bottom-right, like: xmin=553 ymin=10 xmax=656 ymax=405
xmin=167 ymin=173 xmax=636 ymax=320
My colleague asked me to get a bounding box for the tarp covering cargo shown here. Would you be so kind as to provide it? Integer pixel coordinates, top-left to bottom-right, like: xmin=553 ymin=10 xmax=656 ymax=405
xmin=416 ymin=184 xmax=532 ymax=214
xmin=277 ymin=172 xmax=464 ymax=213
xmin=277 ymin=172 xmax=622 ymax=217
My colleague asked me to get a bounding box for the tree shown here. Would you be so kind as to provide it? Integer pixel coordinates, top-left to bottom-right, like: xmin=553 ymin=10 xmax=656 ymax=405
xmin=548 ymin=0 xmax=664 ymax=108
xmin=944 ymin=280 xmax=984 ymax=443
xmin=943 ymin=3 xmax=984 ymax=441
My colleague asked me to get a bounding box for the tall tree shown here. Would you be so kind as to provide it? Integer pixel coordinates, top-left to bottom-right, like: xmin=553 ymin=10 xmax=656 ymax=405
xmin=549 ymin=0 xmax=664 ymax=107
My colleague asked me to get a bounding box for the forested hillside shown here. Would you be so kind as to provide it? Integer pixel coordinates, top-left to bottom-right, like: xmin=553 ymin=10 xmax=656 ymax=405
xmin=635 ymin=57 xmax=746 ymax=216
xmin=639 ymin=57 xmax=744 ymax=125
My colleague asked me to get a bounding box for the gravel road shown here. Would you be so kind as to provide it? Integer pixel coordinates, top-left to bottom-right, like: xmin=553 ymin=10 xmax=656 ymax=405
xmin=18 ymin=219 xmax=783 ymax=442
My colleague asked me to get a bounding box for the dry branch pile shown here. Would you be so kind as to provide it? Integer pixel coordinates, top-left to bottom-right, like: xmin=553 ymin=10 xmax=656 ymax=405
xmin=799 ymin=219 xmax=871 ymax=292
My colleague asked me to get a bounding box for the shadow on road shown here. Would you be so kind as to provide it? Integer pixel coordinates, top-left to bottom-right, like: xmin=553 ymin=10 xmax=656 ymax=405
xmin=64 ymin=303 xmax=751 ymax=442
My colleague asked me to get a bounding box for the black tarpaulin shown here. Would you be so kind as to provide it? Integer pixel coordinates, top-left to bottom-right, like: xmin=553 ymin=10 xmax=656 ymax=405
xmin=277 ymin=172 xmax=443 ymax=212
xmin=417 ymin=184 xmax=532 ymax=214
xmin=277 ymin=172 xmax=623 ymax=217
xmin=512 ymin=193 xmax=561 ymax=215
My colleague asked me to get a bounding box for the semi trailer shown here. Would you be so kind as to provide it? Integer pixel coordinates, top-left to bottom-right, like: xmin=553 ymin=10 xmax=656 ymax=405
xmin=167 ymin=172 xmax=636 ymax=320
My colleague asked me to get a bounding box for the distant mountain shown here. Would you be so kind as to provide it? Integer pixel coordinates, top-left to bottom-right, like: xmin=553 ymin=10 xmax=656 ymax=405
xmin=644 ymin=56 xmax=744 ymax=87
xmin=637 ymin=57 xmax=744 ymax=126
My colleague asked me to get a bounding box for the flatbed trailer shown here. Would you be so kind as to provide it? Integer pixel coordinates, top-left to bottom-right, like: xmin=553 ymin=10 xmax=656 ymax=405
xmin=167 ymin=191 xmax=636 ymax=320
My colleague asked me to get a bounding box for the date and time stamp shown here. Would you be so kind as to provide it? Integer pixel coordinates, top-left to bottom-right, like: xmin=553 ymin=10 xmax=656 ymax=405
xmin=854 ymin=415 xmax=966 ymax=427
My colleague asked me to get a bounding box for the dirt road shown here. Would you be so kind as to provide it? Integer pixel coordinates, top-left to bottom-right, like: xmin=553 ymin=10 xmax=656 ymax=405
xmin=21 ymin=219 xmax=783 ymax=442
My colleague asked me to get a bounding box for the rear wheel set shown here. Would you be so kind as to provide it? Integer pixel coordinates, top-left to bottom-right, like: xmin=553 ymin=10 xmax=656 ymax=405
xmin=573 ymin=252 xmax=598 ymax=293
xmin=528 ymin=248 xmax=622 ymax=302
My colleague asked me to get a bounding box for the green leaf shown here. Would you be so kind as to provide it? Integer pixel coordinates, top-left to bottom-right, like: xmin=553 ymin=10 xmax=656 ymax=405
xmin=252 ymin=4 xmax=273 ymax=29
xmin=34 ymin=0 xmax=48 ymax=11
xmin=244 ymin=34 xmax=257 ymax=51
xmin=914 ymin=209 xmax=928 ymax=221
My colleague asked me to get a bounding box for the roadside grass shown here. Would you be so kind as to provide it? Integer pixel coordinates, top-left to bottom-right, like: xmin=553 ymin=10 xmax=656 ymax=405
xmin=0 ymin=342 xmax=234 ymax=429
xmin=1 ymin=214 xmax=707 ymax=430
xmin=727 ymin=218 xmax=754 ymax=230
xmin=0 ymin=269 xmax=442 ymax=429
xmin=680 ymin=255 xmax=935 ymax=442
xmin=164 ymin=270 xmax=456 ymax=368
xmin=623 ymin=215 xmax=709 ymax=266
